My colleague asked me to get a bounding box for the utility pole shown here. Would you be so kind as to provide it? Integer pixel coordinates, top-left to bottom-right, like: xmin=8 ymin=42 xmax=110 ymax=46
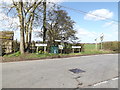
xmin=43 ymin=0 xmax=47 ymax=43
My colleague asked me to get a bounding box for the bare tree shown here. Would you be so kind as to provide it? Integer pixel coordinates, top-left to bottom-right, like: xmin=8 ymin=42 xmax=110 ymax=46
xmin=43 ymin=0 xmax=47 ymax=42
xmin=2 ymin=0 xmax=43 ymax=53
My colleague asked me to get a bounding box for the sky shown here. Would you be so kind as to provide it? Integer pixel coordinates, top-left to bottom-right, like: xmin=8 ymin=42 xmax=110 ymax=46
xmin=0 ymin=1 xmax=119 ymax=43
xmin=59 ymin=2 xmax=118 ymax=43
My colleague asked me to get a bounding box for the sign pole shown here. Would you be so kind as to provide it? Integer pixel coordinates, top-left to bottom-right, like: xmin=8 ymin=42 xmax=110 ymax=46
xmin=44 ymin=46 xmax=46 ymax=52
xmin=61 ymin=49 xmax=62 ymax=54
xmin=101 ymin=41 xmax=102 ymax=50
xmin=95 ymin=38 xmax=98 ymax=50
xmin=72 ymin=46 xmax=81 ymax=53
xmin=96 ymin=41 xmax=97 ymax=50
xmin=36 ymin=47 xmax=38 ymax=53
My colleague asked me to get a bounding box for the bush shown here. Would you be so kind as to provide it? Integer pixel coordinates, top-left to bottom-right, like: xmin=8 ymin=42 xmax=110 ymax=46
xmin=102 ymin=41 xmax=119 ymax=52
xmin=62 ymin=43 xmax=84 ymax=54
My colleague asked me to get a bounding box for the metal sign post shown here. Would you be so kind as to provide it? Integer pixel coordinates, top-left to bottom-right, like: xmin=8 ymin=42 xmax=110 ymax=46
xmin=58 ymin=45 xmax=63 ymax=54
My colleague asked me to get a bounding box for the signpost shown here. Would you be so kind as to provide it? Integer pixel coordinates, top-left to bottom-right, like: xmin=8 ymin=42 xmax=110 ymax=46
xmin=100 ymin=33 xmax=104 ymax=50
xmin=58 ymin=45 xmax=63 ymax=50
xmin=35 ymin=44 xmax=47 ymax=47
xmin=72 ymin=46 xmax=81 ymax=53
xmin=55 ymin=39 xmax=65 ymax=54
xmin=94 ymin=33 xmax=104 ymax=50
xmin=58 ymin=45 xmax=63 ymax=54
xmin=95 ymin=38 xmax=98 ymax=50
xmin=72 ymin=46 xmax=81 ymax=48
xmin=35 ymin=44 xmax=47 ymax=53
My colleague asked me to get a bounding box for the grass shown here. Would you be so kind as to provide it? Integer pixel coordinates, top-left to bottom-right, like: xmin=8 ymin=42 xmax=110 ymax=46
xmin=3 ymin=51 xmax=21 ymax=57
xmin=84 ymin=44 xmax=100 ymax=51
xmin=2 ymin=43 xmax=115 ymax=62
xmin=2 ymin=49 xmax=115 ymax=62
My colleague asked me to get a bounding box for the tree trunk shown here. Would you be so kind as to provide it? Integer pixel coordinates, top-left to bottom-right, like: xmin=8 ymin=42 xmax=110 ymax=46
xmin=19 ymin=1 xmax=25 ymax=54
xmin=43 ymin=0 xmax=47 ymax=43
xmin=25 ymin=24 xmax=29 ymax=51
xmin=26 ymin=10 xmax=35 ymax=52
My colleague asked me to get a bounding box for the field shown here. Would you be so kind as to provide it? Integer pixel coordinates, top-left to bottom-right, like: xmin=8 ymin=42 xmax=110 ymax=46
xmin=84 ymin=43 xmax=100 ymax=51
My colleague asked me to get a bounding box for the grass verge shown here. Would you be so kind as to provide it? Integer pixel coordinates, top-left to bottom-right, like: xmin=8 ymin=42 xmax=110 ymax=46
xmin=2 ymin=50 xmax=116 ymax=63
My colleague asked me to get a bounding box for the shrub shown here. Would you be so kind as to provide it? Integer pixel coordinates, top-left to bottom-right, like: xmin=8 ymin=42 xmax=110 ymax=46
xmin=102 ymin=41 xmax=119 ymax=52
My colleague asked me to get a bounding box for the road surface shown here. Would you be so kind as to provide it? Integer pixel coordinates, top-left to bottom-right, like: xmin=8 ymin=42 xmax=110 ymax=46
xmin=2 ymin=54 xmax=118 ymax=88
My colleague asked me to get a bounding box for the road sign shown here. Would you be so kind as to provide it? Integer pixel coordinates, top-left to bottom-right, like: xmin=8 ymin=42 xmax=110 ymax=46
xmin=72 ymin=46 xmax=81 ymax=49
xmin=55 ymin=40 xmax=61 ymax=42
xmin=58 ymin=45 xmax=63 ymax=49
xmin=35 ymin=44 xmax=47 ymax=47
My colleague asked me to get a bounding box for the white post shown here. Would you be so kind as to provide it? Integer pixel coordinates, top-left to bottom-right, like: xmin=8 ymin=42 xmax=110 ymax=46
xmin=95 ymin=38 xmax=98 ymax=50
xmin=73 ymin=49 xmax=74 ymax=53
xmin=36 ymin=47 xmax=39 ymax=53
xmin=79 ymin=48 xmax=80 ymax=53
xmin=100 ymin=33 xmax=104 ymax=50
xmin=101 ymin=41 xmax=102 ymax=50
xmin=44 ymin=46 xmax=46 ymax=52
xmin=96 ymin=41 xmax=98 ymax=50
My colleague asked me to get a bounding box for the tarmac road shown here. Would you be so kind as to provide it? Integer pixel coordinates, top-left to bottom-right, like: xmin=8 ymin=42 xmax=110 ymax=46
xmin=2 ymin=54 xmax=118 ymax=88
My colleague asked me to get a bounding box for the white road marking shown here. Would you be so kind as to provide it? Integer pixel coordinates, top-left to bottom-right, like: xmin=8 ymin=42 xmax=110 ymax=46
xmin=112 ymin=77 xmax=118 ymax=81
xmin=93 ymin=81 xmax=108 ymax=86
xmin=92 ymin=76 xmax=118 ymax=87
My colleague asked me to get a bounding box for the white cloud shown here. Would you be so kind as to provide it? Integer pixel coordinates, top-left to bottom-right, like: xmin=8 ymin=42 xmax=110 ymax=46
xmin=1 ymin=0 xmax=12 ymax=4
xmin=84 ymin=9 xmax=113 ymax=21
xmin=102 ymin=21 xmax=118 ymax=41
xmin=77 ymin=28 xmax=94 ymax=37
xmin=103 ymin=21 xmax=114 ymax=27
xmin=75 ymin=24 xmax=118 ymax=43
xmin=103 ymin=21 xmax=118 ymax=34
xmin=75 ymin=26 xmax=100 ymax=43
